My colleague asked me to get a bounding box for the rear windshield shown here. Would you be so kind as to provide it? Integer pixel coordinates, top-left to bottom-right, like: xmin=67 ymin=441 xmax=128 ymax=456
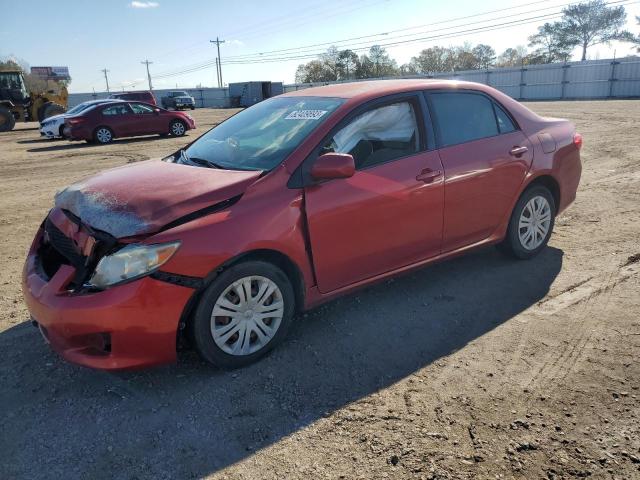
xmin=183 ymin=96 xmax=343 ymax=171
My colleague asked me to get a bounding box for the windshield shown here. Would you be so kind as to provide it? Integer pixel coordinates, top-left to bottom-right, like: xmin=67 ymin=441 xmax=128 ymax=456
xmin=184 ymin=96 xmax=343 ymax=171
xmin=174 ymin=91 xmax=189 ymax=96
xmin=67 ymin=102 xmax=97 ymax=115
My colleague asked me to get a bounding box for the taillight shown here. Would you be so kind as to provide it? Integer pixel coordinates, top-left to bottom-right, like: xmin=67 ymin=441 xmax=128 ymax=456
xmin=67 ymin=117 xmax=85 ymax=125
xmin=573 ymin=132 xmax=583 ymax=150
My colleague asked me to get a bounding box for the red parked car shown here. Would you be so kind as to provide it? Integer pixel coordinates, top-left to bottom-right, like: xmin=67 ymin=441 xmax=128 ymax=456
xmin=63 ymin=101 xmax=196 ymax=144
xmin=23 ymin=80 xmax=581 ymax=370
xmin=108 ymin=90 xmax=157 ymax=105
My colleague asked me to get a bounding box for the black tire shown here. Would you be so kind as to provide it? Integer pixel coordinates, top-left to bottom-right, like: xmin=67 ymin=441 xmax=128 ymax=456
xmin=191 ymin=260 xmax=296 ymax=369
xmin=498 ymin=185 xmax=556 ymax=260
xmin=169 ymin=119 xmax=187 ymax=136
xmin=93 ymin=126 xmax=114 ymax=144
xmin=58 ymin=124 xmax=66 ymax=138
xmin=0 ymin=105 xmax=16 ymax=132
xmin=190 ymin=106 xmax=195 ymax=110
xmin=41 ymin=103 xmax=65 ymax=122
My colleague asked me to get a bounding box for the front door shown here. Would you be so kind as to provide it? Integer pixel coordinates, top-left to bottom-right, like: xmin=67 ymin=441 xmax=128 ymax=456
xmin=129 ymin=102 xmax=164 ymax=135
xmin=304 ymin=98 xmax=444 ymax=293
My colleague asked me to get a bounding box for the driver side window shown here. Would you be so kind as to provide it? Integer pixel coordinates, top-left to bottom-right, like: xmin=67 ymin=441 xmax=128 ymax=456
xmin=324 ymin=101 xmax=420 ymax=170
xmin=130 ymin=103 xmax=154 ymax=114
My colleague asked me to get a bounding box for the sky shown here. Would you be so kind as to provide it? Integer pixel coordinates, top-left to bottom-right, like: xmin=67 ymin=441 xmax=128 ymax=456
xmin=1 ymin=0 xmax=639 ymax=93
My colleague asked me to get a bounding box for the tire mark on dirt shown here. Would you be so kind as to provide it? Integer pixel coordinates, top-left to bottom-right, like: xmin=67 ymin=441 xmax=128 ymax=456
xmin=524 ymin=261 xmax=639 ymax=392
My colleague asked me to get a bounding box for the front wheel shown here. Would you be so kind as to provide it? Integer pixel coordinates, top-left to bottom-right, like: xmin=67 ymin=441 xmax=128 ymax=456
xmin=498 ymin=185 xmax=555 ymax=259
xmin=191 ymin=261 xmax=296 ymax=369
xmin=169 ymin=119 xmax=186 ymax=136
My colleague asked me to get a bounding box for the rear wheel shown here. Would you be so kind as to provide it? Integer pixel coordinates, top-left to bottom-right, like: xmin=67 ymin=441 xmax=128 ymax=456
xmin=170 ymin=119 xmax=186 ymax=136
xmin=498 ymin=185 xmax=555 ymax=259
xmin=93 ymin=126 xmax=113 ymax=144
xmin=191 ymin=261 xmax=296 ymax=369
xmin=0 ymin=105 xmax=15 ymax=132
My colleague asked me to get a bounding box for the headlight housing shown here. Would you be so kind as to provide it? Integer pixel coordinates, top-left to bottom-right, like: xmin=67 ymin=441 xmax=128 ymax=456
xmin=88 ymin=241 xmax=180 ymax=289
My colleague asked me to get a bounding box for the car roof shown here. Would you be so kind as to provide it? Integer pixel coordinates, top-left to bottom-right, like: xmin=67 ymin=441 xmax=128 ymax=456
xmin=282 ymin=79 xmax=497 ymax=100
xmin=83 ymin=99 xmax=124 ymax=104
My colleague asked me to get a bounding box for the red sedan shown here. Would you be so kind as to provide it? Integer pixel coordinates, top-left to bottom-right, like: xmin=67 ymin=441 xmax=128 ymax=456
xmin=63 ymin=101 xmax=195 ymax=144
xmin=23 ymin=80 xmax=581 ymax=370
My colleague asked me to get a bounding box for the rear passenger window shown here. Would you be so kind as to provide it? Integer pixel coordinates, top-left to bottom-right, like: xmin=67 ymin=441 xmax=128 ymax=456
xmin=324 ymin=101 xmax=420 ymax=170
xmin=430 ymin=93 xmax=499 ymax=146
xmin=494 ymin=104 xmax=516 ymax=133
xmin=102 ymin=105 xmax=129 ymax=116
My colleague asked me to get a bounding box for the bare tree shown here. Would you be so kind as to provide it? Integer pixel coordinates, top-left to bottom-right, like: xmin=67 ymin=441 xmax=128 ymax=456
xmin=472 ymin=44 xmax=496 ymax=69
xmin=368 ymin=45 xmax=397 ymax=77
xmin=337 ymin=50 xmax=359 ymax=80
xmin=633 ymin=16 xmax=640 ymax=52
xmin=409 ymin=46 xmax=455 ymax=74
xmin=528 ymin=22 xmax=573 ymax=62
xmin=496 ymin=46 xmax=529 ymax=67
xmin=559 ymin=0 xmax=632 ymax=61
xmin=320 ymin=46 xmax=341 ymax=81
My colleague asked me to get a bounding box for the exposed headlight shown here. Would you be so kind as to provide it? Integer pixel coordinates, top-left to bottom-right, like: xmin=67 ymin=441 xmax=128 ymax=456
xmin=88 ymin=241 xmax=180 ymax=289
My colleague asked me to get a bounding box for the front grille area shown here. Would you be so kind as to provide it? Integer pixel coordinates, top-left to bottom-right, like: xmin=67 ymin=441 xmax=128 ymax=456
xmin=45 ymin=218 xmax=86 ymax=268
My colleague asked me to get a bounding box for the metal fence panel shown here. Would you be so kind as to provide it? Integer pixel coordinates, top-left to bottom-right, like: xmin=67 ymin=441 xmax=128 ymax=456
xmin=69 ymin=57 xmax=640 ymax=107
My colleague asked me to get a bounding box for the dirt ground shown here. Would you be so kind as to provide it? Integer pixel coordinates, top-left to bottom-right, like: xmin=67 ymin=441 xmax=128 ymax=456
xmin=0 ymin=101 xmax=638 ymax=480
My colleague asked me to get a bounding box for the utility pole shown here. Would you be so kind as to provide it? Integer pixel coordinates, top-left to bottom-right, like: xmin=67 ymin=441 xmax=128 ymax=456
xmin=215 ymin=58 xmax=220 ymax=88
xmin=210 ymin=37 xmax=225 ymax=87
xmin=101 ymin=68 xmax=110 ymax=93
xmin=141 ymin=59 xmax=153 ymax=91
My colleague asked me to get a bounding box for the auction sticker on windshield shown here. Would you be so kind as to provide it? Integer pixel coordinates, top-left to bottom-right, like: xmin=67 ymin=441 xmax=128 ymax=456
xmin=285 ymin=110 xmax=328 ymax=120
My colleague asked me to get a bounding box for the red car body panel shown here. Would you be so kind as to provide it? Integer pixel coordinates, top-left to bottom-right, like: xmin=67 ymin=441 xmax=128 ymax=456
xmin=23 ymin=230 xmax=192 ymax=370
xmin=109 ymin=91 xmax=158 ymax=105
xmin=23 ymin=80 xmax=582 ymax=370
xmin=304 ymin=149 xmax=444 ymax=293
xmin=64 ymin=102 xmax=195 ymax=141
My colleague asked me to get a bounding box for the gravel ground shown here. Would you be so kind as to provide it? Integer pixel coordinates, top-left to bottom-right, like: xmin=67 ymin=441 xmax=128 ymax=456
xmin=0 ymin=101 xmax=639 ymax=479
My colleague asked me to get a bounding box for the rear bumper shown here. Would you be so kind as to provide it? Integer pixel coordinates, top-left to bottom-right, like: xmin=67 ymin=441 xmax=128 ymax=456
xmin=22 ymin=232 xmax=193 ymax=370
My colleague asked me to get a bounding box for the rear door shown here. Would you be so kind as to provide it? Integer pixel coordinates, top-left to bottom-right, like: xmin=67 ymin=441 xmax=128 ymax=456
xmin=425 ymin=91 xmax=534 ymax=252
xmin=304 ymin=94 xmax=444 ymax=293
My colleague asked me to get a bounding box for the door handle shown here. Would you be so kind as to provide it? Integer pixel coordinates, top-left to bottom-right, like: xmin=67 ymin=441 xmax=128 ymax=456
xmin=509 ymin=146 xmax=528 ymax=157
xmin=416 ymin=169 xmax=443 ymax=184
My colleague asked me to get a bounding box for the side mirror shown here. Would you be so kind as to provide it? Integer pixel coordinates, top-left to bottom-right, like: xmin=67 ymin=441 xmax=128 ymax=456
xmin=311 ymin=153 xmax=355 ymax=180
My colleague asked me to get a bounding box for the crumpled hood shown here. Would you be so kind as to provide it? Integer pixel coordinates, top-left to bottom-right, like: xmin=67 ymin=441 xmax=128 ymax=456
xmin=55 ymin=159 xmax=262 ymax=238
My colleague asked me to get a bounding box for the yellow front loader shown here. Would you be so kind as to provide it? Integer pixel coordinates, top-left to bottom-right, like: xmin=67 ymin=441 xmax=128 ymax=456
xmin=0 ymin=70 xmax=67 ymax=132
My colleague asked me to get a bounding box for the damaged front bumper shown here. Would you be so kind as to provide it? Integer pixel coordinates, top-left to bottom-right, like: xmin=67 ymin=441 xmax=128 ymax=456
xmin=22 ymin=212 xmax=194 ymax=370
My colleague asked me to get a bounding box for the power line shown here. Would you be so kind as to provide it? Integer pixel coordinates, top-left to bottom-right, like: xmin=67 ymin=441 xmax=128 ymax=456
xmin=155 ymin=0 xmax=635 ymax=78
xmin=127 ymin=0 xmax=636 ymax=84
xmin=222 ymin=0 xmax=559 ymax=61
xmin=150 ymin=0 xmax=558 ymax=78
xmin=151 ymin=9 xmax=568 ymax=77
xmin=152 ymin=0 xmax=382 ymax=61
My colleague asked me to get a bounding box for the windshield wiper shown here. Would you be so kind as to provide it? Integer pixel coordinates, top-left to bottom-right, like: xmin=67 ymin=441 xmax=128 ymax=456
xmin=178 ymin=149 xmax=223 ymax=169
